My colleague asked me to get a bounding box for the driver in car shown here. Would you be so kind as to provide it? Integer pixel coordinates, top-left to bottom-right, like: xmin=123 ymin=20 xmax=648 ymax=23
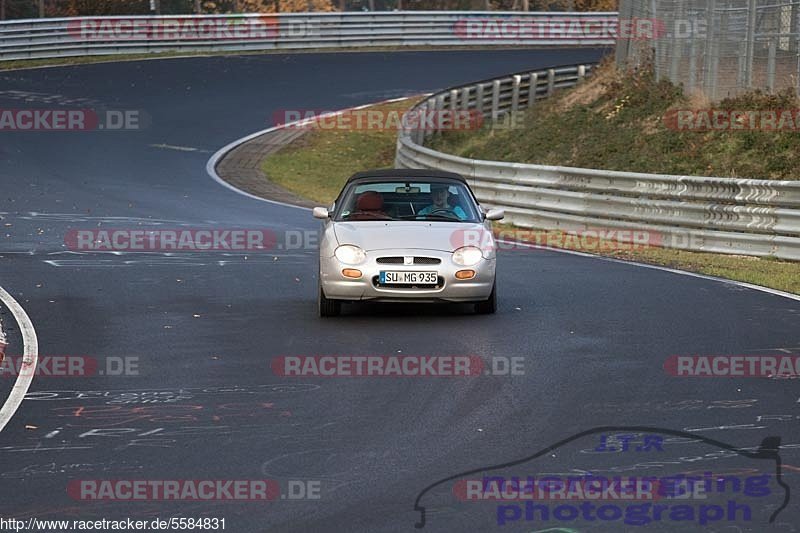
xmin=418 ymin=184 xmax=467 ymax=220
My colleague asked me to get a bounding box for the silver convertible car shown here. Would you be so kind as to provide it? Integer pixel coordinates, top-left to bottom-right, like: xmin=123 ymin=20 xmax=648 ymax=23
xmin=313 ymin=169 xmax=504 ymax=317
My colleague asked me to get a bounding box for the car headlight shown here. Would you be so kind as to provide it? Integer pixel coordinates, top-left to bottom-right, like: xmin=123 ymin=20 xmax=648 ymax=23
xmin=453 ymin=246 xmax=483 ymax=266
xmin=334 ymin=245 xmax=367 ymax=265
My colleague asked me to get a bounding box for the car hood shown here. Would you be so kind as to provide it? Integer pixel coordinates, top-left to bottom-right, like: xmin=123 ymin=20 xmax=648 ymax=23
xmin=332 ymin=221 xmax=489 ymax=252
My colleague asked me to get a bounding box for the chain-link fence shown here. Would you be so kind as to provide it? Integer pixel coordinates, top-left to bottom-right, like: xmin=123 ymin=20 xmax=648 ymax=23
xmin=616 ymin=0 xmax=800 ymax=100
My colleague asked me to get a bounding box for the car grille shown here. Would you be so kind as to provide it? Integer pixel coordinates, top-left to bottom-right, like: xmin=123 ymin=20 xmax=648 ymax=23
xmin=376 ymin=256 xmax=442 ymax=265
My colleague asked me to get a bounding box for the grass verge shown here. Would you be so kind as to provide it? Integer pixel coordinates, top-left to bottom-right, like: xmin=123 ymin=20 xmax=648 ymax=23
xmin=262 ymin=98 xmax=419 ymax=205
xmin=258 ymin=94 xmax=800 ymax=295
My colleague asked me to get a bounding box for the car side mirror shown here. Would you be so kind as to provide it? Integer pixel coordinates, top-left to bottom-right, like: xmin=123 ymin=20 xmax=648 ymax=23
xmin=312 ymin=207 xmax=330 ymax=219
xmin=484 ymin=208 xmax=505 ymax=221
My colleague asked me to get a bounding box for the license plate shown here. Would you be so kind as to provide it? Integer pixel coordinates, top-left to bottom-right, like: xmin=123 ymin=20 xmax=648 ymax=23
xmin=379 ymin=271 xmax=438 ymax=285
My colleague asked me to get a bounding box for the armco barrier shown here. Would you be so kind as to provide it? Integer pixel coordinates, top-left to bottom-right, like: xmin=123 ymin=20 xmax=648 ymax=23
xmin=395 ymin=65 xmax=800 ymax=261
xmin=0 ymin=12 xmax=617 ymax=61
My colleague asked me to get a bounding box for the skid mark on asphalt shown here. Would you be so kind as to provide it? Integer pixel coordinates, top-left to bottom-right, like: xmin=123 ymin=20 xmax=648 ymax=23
xmin=0 ymin=211 xmax=188 ymax=224
xmin=0 ymin=90 xmax=102 ymax=107
xmin=149 ymin=143 xmax=212 ymax=153
xmin=0 ymin=460 xmax=143 ymax=479
xmin=43 ymin=252 xmax=312 ymax=267
xmin=23 ymin=383 xmax=319 ymax=403
xmin=8 ymin=384 xmax=321 ymax=450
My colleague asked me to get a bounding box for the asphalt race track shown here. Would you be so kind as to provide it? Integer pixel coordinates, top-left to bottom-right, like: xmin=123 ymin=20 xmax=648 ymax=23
xmin=0 ymin=48 xmax=799 ymax=532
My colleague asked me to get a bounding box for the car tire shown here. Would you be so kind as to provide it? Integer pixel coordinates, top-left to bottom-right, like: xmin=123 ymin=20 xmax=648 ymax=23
xmin=474 ymin=281 xmax=497 ymax=315
xmin=319 ymin=285 xmax=341 ymax=317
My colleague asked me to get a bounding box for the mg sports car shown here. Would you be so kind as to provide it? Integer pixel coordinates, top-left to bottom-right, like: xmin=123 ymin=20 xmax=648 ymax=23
xmin=313 ymin=169 xmax=504 ymax=317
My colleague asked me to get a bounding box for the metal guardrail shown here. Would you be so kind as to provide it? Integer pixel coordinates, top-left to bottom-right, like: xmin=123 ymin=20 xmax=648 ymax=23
xmin=395 ymin=65 xmax=800 ymax=260
xmin=0 ymin=12 xmax=617 ymax=61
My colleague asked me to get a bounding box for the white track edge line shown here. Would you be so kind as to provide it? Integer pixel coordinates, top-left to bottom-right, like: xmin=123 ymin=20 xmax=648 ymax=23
xmin=0 ymin=285 xmax=38 ymax=433
xmin=205 ymin=95 xmax=419 ymax=211
xmin=497 ymin=239 xmax=800 ymax=303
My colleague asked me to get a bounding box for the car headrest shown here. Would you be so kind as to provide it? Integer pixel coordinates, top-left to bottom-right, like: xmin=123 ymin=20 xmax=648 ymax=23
xmin=357 ymin=191 xmax=383 ymax=211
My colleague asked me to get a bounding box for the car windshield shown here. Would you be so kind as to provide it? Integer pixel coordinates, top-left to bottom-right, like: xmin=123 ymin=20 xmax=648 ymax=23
xmin=333 ymin=180 xmax=481 ymax=222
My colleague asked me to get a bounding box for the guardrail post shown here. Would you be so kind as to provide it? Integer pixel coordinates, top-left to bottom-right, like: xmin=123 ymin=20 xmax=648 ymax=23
xmin=577 ymin=65 xmax=586 ymax=80
xmin=434 ymin=93 xmax=445 ymax=136
xmin=414 ymin=104 xmax=427 ymax=145
xmin=491 ymin=80 xmax=501 ymax=123
xmin=546 ymin=69 xmax=555 ymax=97
xmin=423 ymin=98 xmax=436 ymax=141
xmin=449 ymin=89 xmax=459 ymax=132
xmin=461 ymin=86 xmax=471 ymax=111
xmin=511 ymin=75 xmax=521 ymax=113
xmin=475 ymin=83 xmax=485 ymax=115
xmin=528 ymin=73 xmax=538 ymax=107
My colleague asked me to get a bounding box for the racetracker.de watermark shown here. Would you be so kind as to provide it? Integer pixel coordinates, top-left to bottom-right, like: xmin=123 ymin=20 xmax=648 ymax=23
xmin=0 ymin=355 xmax=139 ymax=378
xmin=65 ymin=229 xmax=277 ymax=252
xmin=664 ymin=355 xmax=800 ymax=378
xmin=274 ymin=108 xmax=486 ymax=131
xmin=664 ymin=109 xmax=800 ymax=132
xmin=454 ymin=476 xmax=664 ymax=502
xmin=0 ymin=109 xmax=146 ymax=131
xmin=66 ymin=16 xmax=317 ymax=40
xmin=453 ymin=17 xmax=707 ymax=41
xmin=452 ymin=228 xmax=663 ymax=253
xmin=271 ymin=355 xmax=524 ymax=377
xmin=66 ymin=479 xmax=321 ymax=501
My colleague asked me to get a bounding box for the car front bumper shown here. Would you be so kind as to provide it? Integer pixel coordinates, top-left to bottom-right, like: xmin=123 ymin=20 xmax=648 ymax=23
xmin=320 ymin=248 xmax=495 ymax=303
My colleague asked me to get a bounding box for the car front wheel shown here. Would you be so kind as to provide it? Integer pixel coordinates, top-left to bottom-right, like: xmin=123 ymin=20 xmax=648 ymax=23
xmin=474 ymin=281 xmax=497 ymax=315
xmin=319 ymin=284 xmax=341 ymax=317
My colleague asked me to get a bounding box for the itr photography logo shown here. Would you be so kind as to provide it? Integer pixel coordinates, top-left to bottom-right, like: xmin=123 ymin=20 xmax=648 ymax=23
xmin=412 ymin=426 xmax=790 ymax=529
